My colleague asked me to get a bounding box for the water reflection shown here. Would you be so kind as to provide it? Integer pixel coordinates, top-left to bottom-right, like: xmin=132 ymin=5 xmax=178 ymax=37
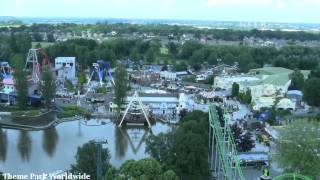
xmin=115 ymin=127 xmax=128 ymax=159
xmin=42 ymin=127 xmax=59 ymax=157
xmin=17 ymin=130 xmax=32 ymax=162
xmin=0 ymin=119 xmax=170 ymax=173
xmin=117 ymin=127 xmax=151 ymax=154
xmin=0 ymin=129 xmax=8 ymax=161
xmin=77 ymin=120 xmax=83 ymax=137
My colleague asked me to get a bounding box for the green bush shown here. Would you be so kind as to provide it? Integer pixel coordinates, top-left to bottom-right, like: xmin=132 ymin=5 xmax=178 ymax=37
xmin=96 ymin=86 xmax=109 ymax=94
xmin=12 ymin=110 xmax=41 ymax=117
xmin=57 ymin=105 xmax=91 ymax=119
xmin=182 ymin=76 xmax=196 ymax=82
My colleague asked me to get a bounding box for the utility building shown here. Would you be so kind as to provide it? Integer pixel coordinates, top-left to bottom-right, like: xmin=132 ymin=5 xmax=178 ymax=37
xmin=55 ymin=57 xmax=76 ymax=82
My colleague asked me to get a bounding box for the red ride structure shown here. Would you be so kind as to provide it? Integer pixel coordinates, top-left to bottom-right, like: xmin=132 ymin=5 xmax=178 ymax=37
xmin=25 ymin=48 xmax=51 ymax=83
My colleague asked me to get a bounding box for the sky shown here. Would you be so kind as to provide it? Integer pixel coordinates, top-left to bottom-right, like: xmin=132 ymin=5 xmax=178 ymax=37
xmin=1 ymin=0 xmax=320 ymax=23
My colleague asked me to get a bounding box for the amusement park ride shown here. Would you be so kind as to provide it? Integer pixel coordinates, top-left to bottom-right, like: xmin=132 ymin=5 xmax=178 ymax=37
xmin=118 ymin=91 xmax=152 ymax=128
xmin=25 ymin=48 xmax=51 ymax=83
xmin=87 ymin=60 xmax=115 ymax=90
xmin=208 ymin=104 xmax=312 ymax=180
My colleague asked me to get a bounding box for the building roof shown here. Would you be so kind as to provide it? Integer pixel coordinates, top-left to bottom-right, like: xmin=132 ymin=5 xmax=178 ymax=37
xmin=240 ymin=73 xmax=290 ymax=87
xmin=126 ymin=96 xmax=178 ymax=103
xmin=176 ymin=71 xmax=189 ymax=76
xmin=262 ymin=73 xmax=291 ymax=86
xmin=55 ymin=57 xmax=76 ymax=61
xmin=250 ymin=67 xmax=293 ymax=75
xmin=287 ymin=90 xmax=303 ymax=96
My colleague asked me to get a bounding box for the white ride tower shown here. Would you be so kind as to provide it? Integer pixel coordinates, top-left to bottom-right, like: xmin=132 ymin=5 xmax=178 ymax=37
xmin=118 ymin=91 xmax=152 ymax=128
xmin=25 ymin=49 xmax=40 ymax=83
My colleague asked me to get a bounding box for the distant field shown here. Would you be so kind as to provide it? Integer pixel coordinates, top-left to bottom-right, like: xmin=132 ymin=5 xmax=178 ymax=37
xmin=160 ymin=47 xmax=168 ymax=55
xmin=32 ymin=42 xmax=55 ymax=48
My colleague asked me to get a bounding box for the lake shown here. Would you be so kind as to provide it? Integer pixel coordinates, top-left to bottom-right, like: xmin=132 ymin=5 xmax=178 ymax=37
xmin=0 ymin=118 xmax=172 ymax=174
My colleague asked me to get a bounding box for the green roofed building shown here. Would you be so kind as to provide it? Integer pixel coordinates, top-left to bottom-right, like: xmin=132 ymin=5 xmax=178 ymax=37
xmin=249 ymin=67 xmax=293 ymax=75
xmin=214 ymin=66 xmax=297 ymax=110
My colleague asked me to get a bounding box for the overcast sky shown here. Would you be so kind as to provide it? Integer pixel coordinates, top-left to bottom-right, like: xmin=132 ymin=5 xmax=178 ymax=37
xmin=1 ymin=0 xmax=320 ymax=23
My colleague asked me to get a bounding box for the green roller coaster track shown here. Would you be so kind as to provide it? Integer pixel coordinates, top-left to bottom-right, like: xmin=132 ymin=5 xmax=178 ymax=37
xmin=208 ymin=104 xmax=312 ymax=180
xmin=273 ymin=173 xmax=312 ymax=180
xmin=208 ymin=104 xmax=244 ymax=180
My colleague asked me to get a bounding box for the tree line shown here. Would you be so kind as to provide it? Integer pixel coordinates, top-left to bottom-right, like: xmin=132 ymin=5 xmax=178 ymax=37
xmin=1 ymin=23 xmax=320 ymax=41
xmin=170 ymin=40 xmax=320 ymax=72
xmin=2 ymin=33 xmax=320 ymax=74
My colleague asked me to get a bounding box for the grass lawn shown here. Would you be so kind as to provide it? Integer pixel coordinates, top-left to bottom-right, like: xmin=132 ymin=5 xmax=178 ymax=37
xmin=160 ymin=47 xmax=169 ymax=55
xmin=11 ymin=109 xmax=42 ymax=117
xmin=57 ymin=105 xmax=91 ymax=119
xmin=32 ymin=42 xmax=55 ymax=48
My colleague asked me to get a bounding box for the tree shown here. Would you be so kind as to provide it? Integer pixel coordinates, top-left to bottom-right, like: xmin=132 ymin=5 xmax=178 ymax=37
xmin=275 ymin=119 xmax=320 ymax=178
xmin=289 ymin=69 xmax=305 ymax=90
xmin=207 ymin=52 xmax=218 ymax=65
xmin=167 ymin=42 xmax=178 ymax=57
xmin=16 ymin=33 xmax=32 ymax=55
xmin=78 ymin=71 xmax=87 ymax=92
xmin=12 ymin=54 xmax=28 ymax=109
xmin=231 ymin=123 xmax=242 ymax=147
xmin=47 ymin=33 xmax=55 ymax=42
xmin=232 ymin=82 xmax=240 ymax=98
xmin=65 ymin=79 xmax=75 ymax=92
xmin=303 ymin=78 xmax=320 ymax=106
xmin=9 ymin=33 xmax=18 ymax=53
xmin=145 ymin=111 xmax=210 ymax=180
xmin=223 ymin=52 xmax=235 ymax=65
xmin=146 ymin=132 xmax=174 ymax=165
xmin=39 ymin=65 xmax=56 ymax=107
xmin=130 ymin=47 xmax=140 ymax=62
xmin=231 ymin=123 xmax=255 ymax=152
xmin=146 ymin=48 xmax=156 ymax=63
xmin=71 ymin=140 xmax=111 ymax=180
xmin=114 ymin=64 xmax=128 ymax=110
xmin=244 ymin=89 xmax=252 ymax=104
xmin=238 ymin=132 xmax=255 ymax=152
xmin=173 ymin=61 xmax=187 ymax=71
xmin=106 ymin=158 xmax=179 ymax=180
xmin=194 ymin=30 xmax=201 ymax=40
xmin=204 ymin=75 xmax=214 ymax=85
xmin=179 ymin=40 xmax=202 ymax=59
xmin=119 ymin=158 xmax=162 ymax=179
xmin=33 ymin=32 xmax=43 ymax=42
xmin=309 ymin=65 xmax=320 ymax=78
xmin=189 ymin=49 xmax=204 ymax=71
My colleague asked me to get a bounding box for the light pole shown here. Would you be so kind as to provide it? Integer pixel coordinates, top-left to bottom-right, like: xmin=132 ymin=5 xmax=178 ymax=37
xmin=94 ymin=139 xmax=108 ymax=180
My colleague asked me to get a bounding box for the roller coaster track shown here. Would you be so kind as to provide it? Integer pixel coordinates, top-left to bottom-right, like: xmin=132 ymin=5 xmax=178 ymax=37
xmin=208 ymin=104 xmax=312 ymax=180
xmin=208 ymin=104 xmax=244 ymax=180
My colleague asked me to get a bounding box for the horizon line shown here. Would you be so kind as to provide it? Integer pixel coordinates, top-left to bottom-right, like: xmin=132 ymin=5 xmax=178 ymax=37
xmin=1 ymin=16 xmax=320 ymax=26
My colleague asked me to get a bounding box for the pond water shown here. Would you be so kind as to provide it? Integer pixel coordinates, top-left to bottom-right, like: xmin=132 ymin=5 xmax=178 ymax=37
xmin=0 ymin=118 xmax=172 ymax=174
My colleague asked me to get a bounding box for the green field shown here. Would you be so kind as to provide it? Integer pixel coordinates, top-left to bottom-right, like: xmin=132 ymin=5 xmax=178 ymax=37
xmin=32 ymin=42 xmax=55 ymax=48
xmin=160 ymin=47 xmax=169 ymax=55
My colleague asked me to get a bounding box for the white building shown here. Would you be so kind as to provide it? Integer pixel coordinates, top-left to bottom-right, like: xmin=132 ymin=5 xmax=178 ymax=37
xmin=196 ymin=74 xmax=208 ymax=81
xmin=214 ymin=67 xmax=293 ymax=100
xmin=55 ymin=57 xmax=76 ymax=81
xmin=214 ymin=67 xmax=297 ymax=111
xmin=160 ymin=71 xmax=176 ymax=80
xmin=110 ymin=92 xmax=187 ymax=115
